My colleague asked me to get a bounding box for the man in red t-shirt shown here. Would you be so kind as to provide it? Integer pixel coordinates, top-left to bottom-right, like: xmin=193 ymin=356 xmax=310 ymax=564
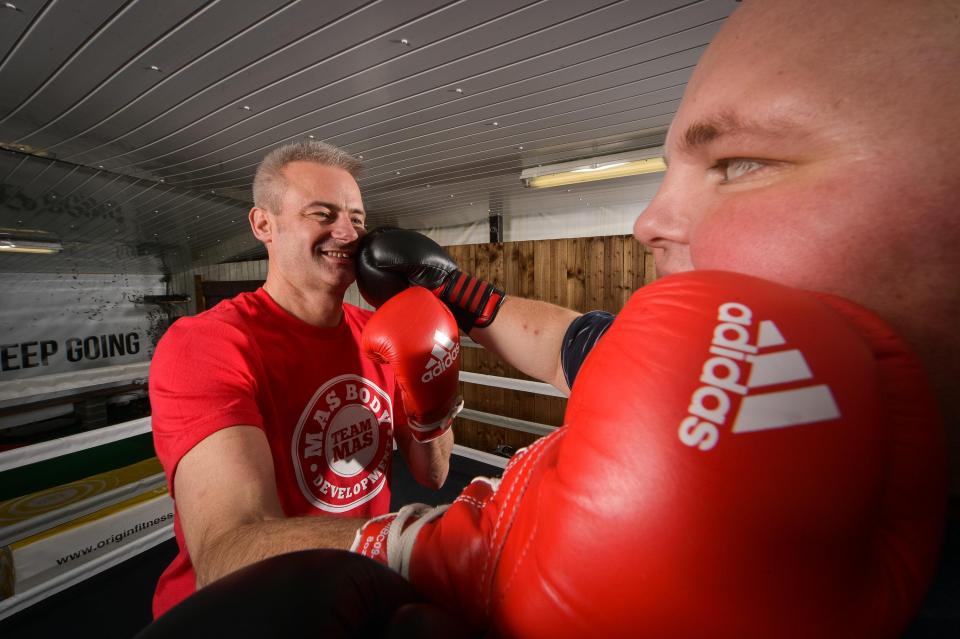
xmin=149 ymin=141 xmax=453 ymax=618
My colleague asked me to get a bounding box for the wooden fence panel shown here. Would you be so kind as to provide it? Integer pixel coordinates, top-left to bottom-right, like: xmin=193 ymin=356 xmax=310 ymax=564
xmin=449 ymin=235 xmax=653 ymax=455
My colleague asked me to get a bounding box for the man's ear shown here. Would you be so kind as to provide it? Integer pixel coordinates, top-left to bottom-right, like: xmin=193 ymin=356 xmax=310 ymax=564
xmin=249 ymin=207 xmax=272 ymax=244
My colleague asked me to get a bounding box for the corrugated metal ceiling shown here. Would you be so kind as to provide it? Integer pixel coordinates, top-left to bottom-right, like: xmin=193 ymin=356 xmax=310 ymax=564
xmin=0 ymin=0 xmax=735 ymax=273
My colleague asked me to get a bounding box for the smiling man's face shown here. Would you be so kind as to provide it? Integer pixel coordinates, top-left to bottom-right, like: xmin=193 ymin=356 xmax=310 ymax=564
xmin=257 ymin=161 xmax=366 ymax=298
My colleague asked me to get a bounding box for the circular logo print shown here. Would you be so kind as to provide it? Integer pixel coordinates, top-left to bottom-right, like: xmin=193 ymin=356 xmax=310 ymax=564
xmin=292 ymin=374 xmax=392 ymax=513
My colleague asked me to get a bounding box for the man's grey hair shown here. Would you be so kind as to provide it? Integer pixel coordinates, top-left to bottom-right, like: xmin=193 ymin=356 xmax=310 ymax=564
xmin=252 ymin=140 xmax=362 ymax=213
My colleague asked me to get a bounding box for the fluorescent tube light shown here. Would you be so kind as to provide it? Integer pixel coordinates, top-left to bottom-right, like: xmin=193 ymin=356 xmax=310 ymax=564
xmin=0 ymin=228 xmax=63 ymax=254
xmin=520 ymin=148 xmax=666 ymax=189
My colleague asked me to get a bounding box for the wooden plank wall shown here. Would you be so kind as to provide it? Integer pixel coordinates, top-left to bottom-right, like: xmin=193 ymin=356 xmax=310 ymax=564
xmin=447 ymin=235 xmax=655 ymax=455
xmin=169 ymin=259 xmax=268 ymax=316
xmin=167 ymin=236 xmax=656 ymax=458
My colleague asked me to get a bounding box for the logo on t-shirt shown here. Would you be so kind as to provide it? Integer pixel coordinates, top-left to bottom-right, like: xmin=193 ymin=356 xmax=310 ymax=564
xmin=291 ymin=374 xmax=392 ymax=513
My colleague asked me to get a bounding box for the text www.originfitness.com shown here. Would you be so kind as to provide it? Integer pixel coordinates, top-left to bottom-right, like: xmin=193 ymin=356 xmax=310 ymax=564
xmin=55 ymin=512 xmax=172 ymax=567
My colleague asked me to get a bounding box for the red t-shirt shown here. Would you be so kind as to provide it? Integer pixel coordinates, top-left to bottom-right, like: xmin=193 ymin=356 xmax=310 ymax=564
xmin=149 ymin=288 xmax=403 ymax=618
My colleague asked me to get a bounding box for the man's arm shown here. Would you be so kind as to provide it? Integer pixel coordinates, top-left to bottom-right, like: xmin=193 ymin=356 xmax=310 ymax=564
xmin=468 ymin=296 xmax=581 ymax=395
xmin=174 ymin=425 xmax=361 ymax=587
xmin=395 ymin=426 xmax=453 ymax=489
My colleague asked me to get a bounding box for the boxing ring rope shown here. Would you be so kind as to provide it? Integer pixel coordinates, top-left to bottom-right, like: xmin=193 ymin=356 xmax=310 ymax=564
xmin=0 ymin=362 xmax=150 ymax=414
xmin=458 ymin=371 xmax=566 ymax=398
xmin=451 ymin=444 xmax=508 ymax=470
xmin=458 ymin=408 xmax=557 ymax=437
xmin=0 ymin=417 xmax=152 ymax=473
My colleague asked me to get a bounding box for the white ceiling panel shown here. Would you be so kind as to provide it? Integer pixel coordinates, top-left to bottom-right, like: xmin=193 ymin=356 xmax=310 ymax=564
xmin=0 ymin=0 xmax=738 ymax=273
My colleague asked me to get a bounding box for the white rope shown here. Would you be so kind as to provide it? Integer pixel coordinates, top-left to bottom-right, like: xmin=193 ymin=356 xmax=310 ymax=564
xmin=0 ymin=417 xmax=152 ymax=472
xmin=0 ymin=362 xmax=150 ymax=407
xmin=458 ymin=371 xmax=565 ymax=397
xmin=458 ymin=408 xmax=556 ymax=437
xmin=451 ymin=444 xmax=508 ymax=469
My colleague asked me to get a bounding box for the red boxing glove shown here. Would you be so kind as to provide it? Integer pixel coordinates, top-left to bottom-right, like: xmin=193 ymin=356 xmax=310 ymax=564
xmin=353 ymin=271 xmax=947 ymax=638
xmin=362 ymin=287 xmax=463 ymax=442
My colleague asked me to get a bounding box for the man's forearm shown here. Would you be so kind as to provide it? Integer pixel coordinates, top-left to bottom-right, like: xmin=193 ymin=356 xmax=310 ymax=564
xmin=403 ymin=427 xmax=453 ymax=489
xmin=196 ymin=516 xmax=366 ymax=588
xmin=469 ymin=296 xmax=580 ymax=394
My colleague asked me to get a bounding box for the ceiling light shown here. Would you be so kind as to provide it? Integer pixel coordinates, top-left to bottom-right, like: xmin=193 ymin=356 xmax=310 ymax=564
xmin=0 ymin=228 xmax=62 ymax=254
xmin=520 ymin=148 xmax=666 ymax=189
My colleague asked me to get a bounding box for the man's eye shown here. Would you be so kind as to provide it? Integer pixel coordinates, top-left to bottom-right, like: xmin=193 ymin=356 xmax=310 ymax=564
xmin=352 ymin=217 xmax=365 ymax=227
xmin=718 ymin=158 xmax=764 ymax=182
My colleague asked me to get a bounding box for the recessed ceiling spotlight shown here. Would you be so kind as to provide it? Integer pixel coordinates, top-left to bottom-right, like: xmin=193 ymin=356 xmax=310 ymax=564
xmin=4 ymin=2 xmax=20 ymax=11
xmin=449 ymin=194 xmax=454 ymax=198
xmin=395 ymin=170 xmax=401 ymax=175
xmin=517 ymin=145 xmax=524 ymax=150
xmin=358 ymin=154 xmax=364 ymax=159
xmin=159 ymin=178 xmax=165 ymax=183
xmin=242 ymin=105 xmax=251 ymax=111
xmin=491 ymin=121 xmax=499 ymax=126
xmin=400 ymin=38 xmax=409 ymax=46
xmin=308 ymin=134 xmax=315 ymax=139
xmin=98 ymin=165 xmax=104 ymax=169
xmin=455 ymin=88 xmax=463 ymax=94
xmin=148 ymin=65 xmax=161 ymax=72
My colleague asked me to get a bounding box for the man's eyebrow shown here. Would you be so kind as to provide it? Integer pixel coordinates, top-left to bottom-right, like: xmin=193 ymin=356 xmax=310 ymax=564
xmin=300 ymin=200 xmax=365 ymax=216
xmin=676 ymin=111 xmax=801 ymax=155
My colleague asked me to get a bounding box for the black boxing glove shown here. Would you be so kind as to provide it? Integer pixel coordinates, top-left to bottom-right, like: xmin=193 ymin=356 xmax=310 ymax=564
xmin=356 ymin=227 xmax=506 ymax=333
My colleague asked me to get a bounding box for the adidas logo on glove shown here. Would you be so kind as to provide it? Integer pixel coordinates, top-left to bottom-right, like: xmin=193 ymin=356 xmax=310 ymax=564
xmin=679 ymin=302 xmax=841 ymax=452
xmin=421 ymin=330 xmax=459 ymax=383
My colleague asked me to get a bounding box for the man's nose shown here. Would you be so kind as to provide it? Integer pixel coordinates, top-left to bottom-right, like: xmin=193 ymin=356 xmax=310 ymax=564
xmin=632 ymin=186 xmax=686 ymax=249
xmin=331 ymin=213 xmax=360 ymax=242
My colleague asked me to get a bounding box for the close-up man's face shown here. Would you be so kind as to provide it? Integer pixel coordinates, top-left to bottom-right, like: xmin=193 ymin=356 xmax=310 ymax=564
xmin=633 ymin=0 xmax=960 ymax=365
xmin=256 ymin=161 xmax=366 ymax=295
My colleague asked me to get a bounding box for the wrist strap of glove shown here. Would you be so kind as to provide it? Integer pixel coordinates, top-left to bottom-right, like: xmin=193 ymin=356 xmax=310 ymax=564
xmin=433 ymin=270 xmax=506 ymax=332
xmin=408 ymin=396 xmax=464 ymax=442
xmin=351 ymin=503 xmax=450 ymax=576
